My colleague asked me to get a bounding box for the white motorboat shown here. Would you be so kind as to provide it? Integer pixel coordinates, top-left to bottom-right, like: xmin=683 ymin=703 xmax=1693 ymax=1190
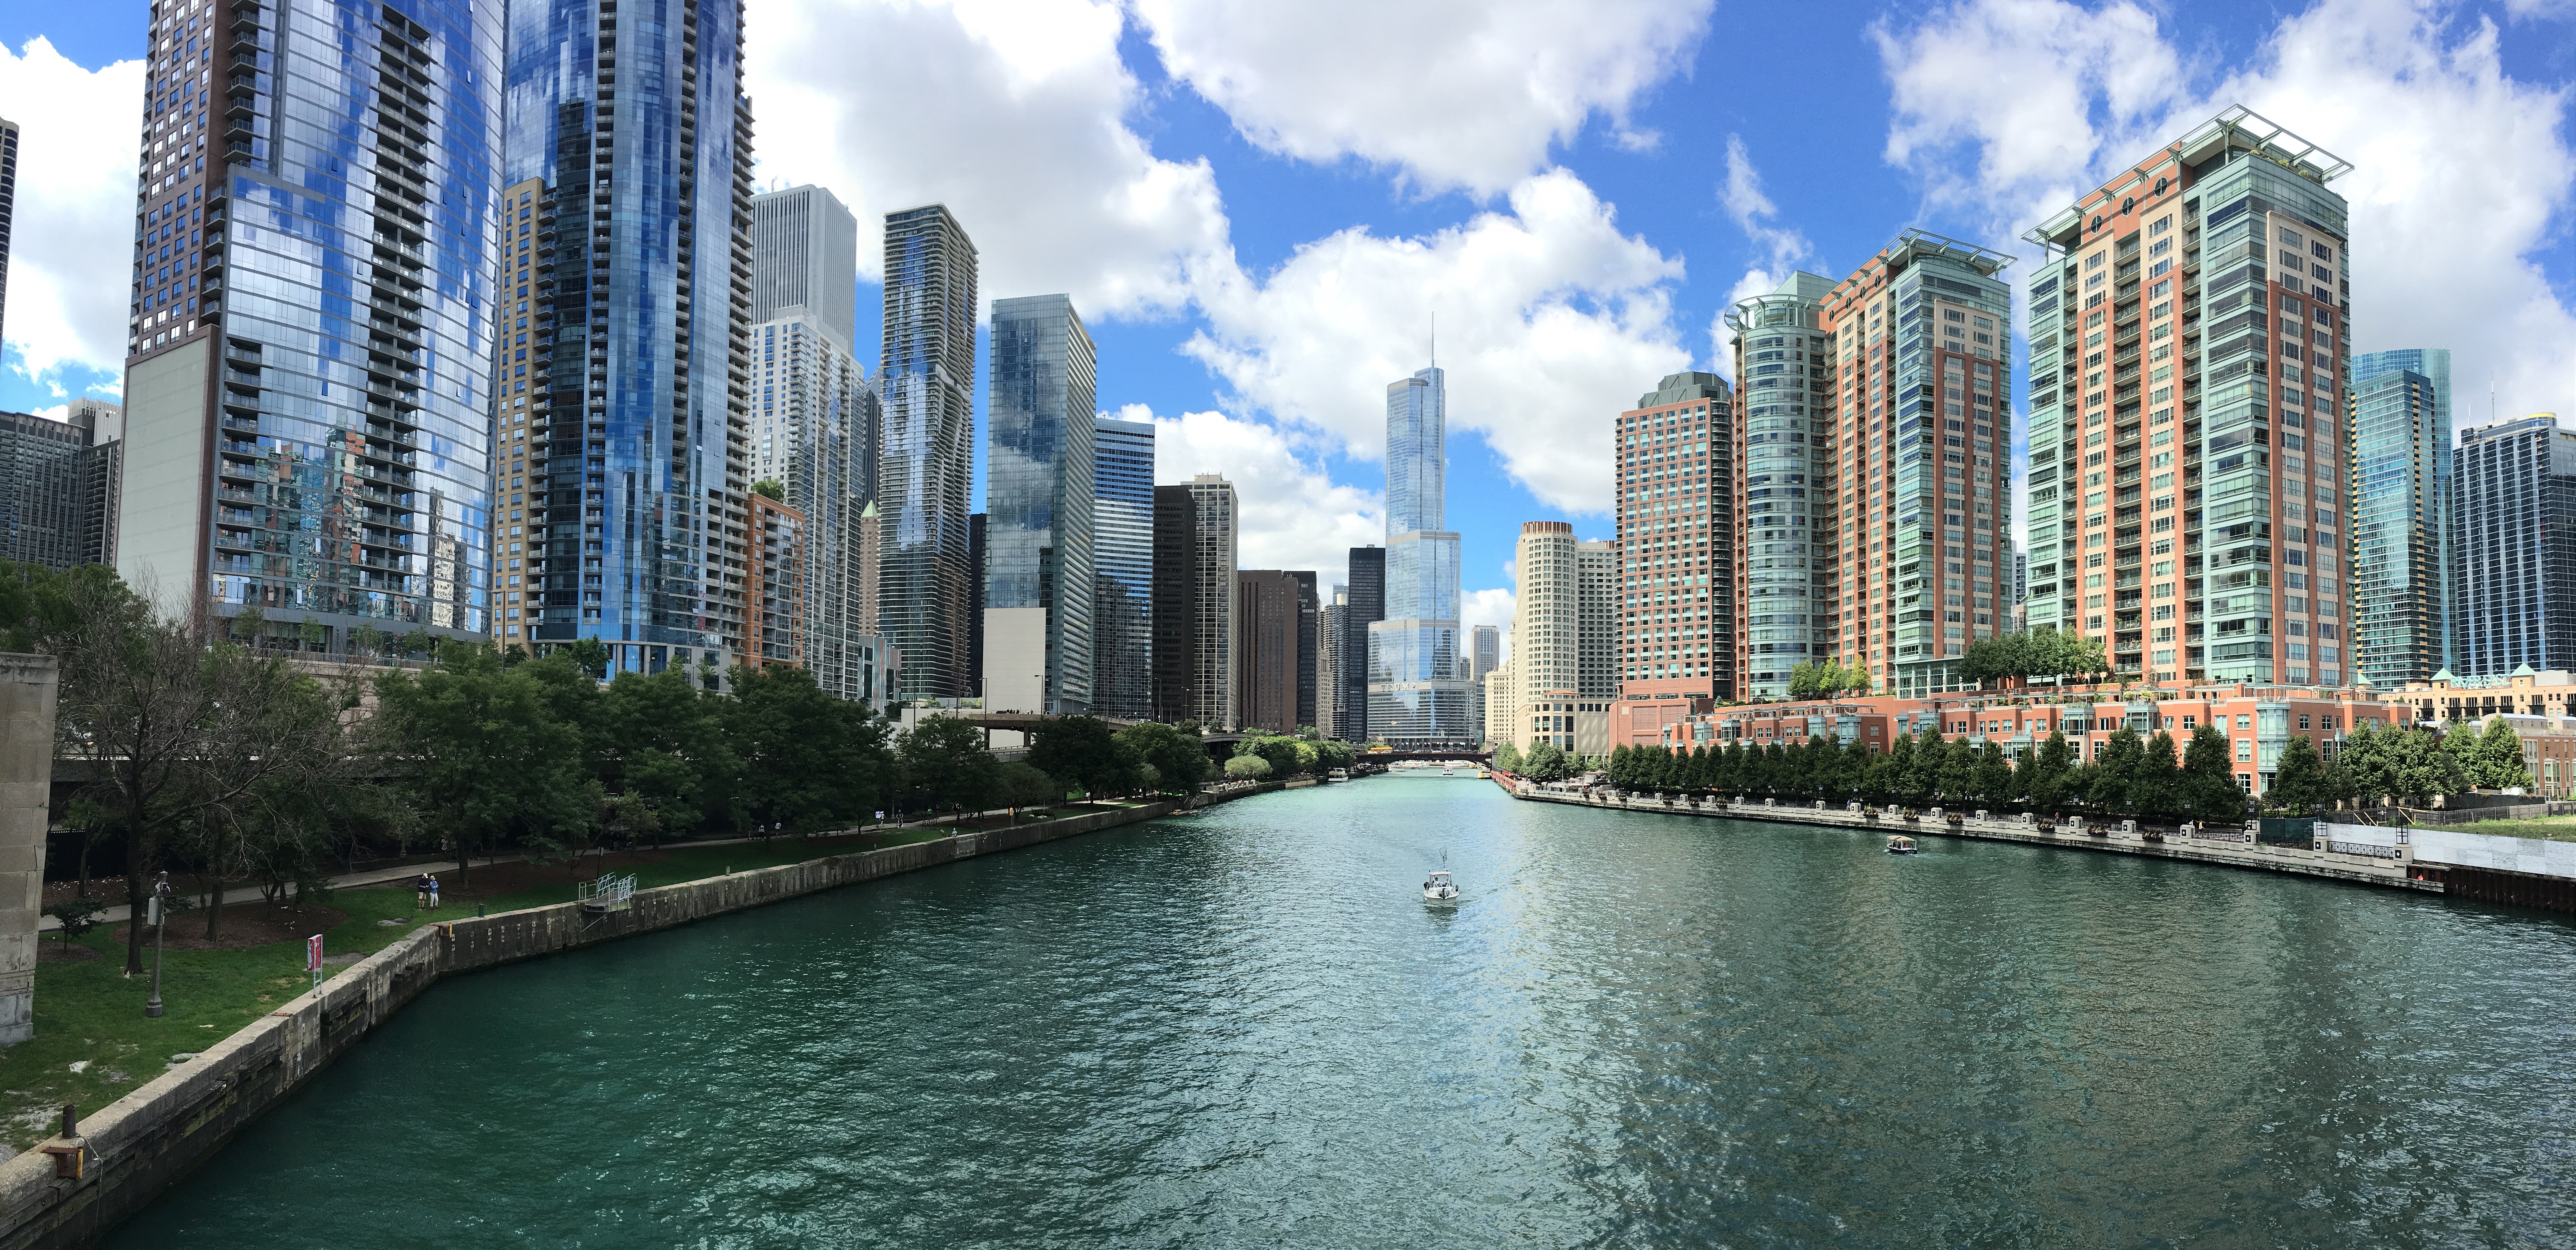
xmin=1422 ymin=870 xmax=1460 ymax=902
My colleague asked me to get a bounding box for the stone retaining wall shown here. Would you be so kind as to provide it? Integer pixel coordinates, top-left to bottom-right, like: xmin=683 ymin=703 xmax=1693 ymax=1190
xmin=0 ymin=796 xmax=1218 ymax=1249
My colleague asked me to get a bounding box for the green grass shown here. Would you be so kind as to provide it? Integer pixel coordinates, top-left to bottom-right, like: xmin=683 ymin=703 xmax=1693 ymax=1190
xmin=1 ymin=887 xmax=434 ymax=1152
xmin=2436 ymin=816 xmax=2576 ymax=843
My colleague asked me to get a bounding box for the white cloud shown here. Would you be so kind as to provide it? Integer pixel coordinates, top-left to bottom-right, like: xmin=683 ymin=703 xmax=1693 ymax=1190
xmin=1879 ymin=0 xmax=2576 ymax=487
xmin=1463 ymin=586 xmax=1518 ymax=665
xmin=1186 ymin=170 xmax=1690 ymax=515
xmin=1130 ymin=0 xmax=1713 ymax=196
xmin=1134 ymin=404 xmax=1383 ymax=588
xmin=746 ymin=0 xmax=1229 ymax=320
xmin=0 ymin=38 xmax=144 ymax=384
xmin=1718 ymin=134 xmax=1817 ymax=314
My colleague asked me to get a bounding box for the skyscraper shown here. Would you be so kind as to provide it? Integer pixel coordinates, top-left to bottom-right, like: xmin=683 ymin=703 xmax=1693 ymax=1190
xmin=879 ymin=205 xmax=978 ymax=698
xmin=494 ymin=0 xmax=757 ymax=677
xmin=1341 ymin=545 xmax=1384 ymax=741
xmin=120 ymin=0 xmax=507 ymax=653
xmin=984 ymin=294 xmax=1096 ymax=714
xmin=743 ymin=490 xmax=807 ymax=671
xmin=1472 ymin=624 xmax=1500 ymax=682
xmin=1510 ymin=522 xmax=1580 ymax=743
xmin=1184 ymin=475 xmax=1238 ymax=727
xmin=1234 ymin=569 xmax=1302 ymax=734
xmin=966 ymin=511 xmax=986 ymax=699
xmin=0 ymin=401 xmax=119 ymax=571
xmin=1577 ymin=538 xmax=1619 ymax=699
xmin=0 ymin=115 xmax=17 ymax=351
xmin=1293 ymin=569 xmax=1320 ymax=730
xmin=1814 ymin=231 xmax=2014 ymax=698
xmin=1150 ymin=484 xmax=1197 ymax=722
xmin=2452 ymin=415 xmax=2576 ymax=676
xmin=1092 ymin=415 xmax=1155 ymax=720
xmin=1321 ymin=585 xmax=1349 ymax=739
xmin=2346 ymin=349 xmax=2453 ymax=687
xmin=1368 ymin=368 xmax=1471 ymax=746
xmin=747 ymin=184 xmax=873 ymax=698
xmin=2024 ymin=107 xmax=2354 ymax=687
xmin=1612 ymin=372 xmax=1734 ymax=718
xmin=1726 ymin=275 xmax=1839 ymax=700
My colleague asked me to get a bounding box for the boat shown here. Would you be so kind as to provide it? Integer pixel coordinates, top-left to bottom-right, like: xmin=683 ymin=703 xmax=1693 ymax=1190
xmin=1474 ymin=768 xmax=1488 ymax=779
xmin=1422 ymin=870 xmax=1460 ymax=902
xmin=1885 ymin=835 xmax=1918 ymax=855
xmin=1442 ymin=765 xmax=1456 ymax=777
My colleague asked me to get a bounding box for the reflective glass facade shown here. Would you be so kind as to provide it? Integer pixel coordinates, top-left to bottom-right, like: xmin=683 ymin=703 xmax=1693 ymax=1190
xmin=1727 ymin=280 xmax=1833 ymax=698
xmin=985 ymin=294 xmax=1095 ymax=712
xmin=501 ymin=0 xmax=755 ymax=673
xmin=1368 ymin=367 xmax=1471 ymax=746
xmin=119 ymin=0 xmax=507 ymax=650
xmin=2345 ymin=351 xmax=2452 ymax=686
xmin=2452 ymin=416 xmax=2576 ymax=676
xmin=878 ymin=205 xmax=977 ymax=698
xmin=1092 ymin=415 xmax=1154 ymax=720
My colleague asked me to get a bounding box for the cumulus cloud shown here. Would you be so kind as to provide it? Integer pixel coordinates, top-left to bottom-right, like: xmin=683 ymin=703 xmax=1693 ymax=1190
xmin=1879 ymin=0 xmax=2576 ymax=477
xmin=1131 ymin=404 xmax=1384 ymax=588
xmin=1130 ymin=0 xmax=1713 ymax=196
xmin=0 ymin=38 xmax=144 ymax=385
xmin=1186 ymin=170 xmax=1690 ymax=516
xmin=1717 ymin=134 xmax=1817 ymax=312
xmin=1463 ymin=586 xmax=1518 ymax=665
xmin=746 ymin=0 xmax=1228 ymax=320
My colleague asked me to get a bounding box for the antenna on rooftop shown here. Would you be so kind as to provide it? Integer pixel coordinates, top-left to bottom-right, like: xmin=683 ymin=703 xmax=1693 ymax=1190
xmin=1430 ymin=311 xmax=1436 ymax=369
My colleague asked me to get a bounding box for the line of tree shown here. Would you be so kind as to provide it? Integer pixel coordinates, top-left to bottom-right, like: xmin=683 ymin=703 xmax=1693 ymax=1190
xmin=1490 ymin=739 xmax=1600 ymax=782
xmin=1958 ymin=629 xmax=2113 ymax=690
xmin=1226 ymin=730 xmax=1359 ymax=781
xmin=2 ymin=560 xmax=1219 ymax=974
xmin=1785 ymin=659 xmax=1872 ymax=699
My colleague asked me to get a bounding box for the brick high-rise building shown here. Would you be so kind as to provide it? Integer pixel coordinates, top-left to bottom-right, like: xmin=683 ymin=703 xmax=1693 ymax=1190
xmin=1816 ymin=231 xmax=2015 ymax=698
xmin=1234 ymin=569 xmax=1302 ymax=735
xmin=1607 ymin=372 xmax=1732 ymax=747
xmin=2023 ymin=107 xmax=2354 ymax=687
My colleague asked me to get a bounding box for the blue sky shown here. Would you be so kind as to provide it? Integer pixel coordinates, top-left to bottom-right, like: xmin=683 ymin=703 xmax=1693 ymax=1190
xmin=7 ymin=0 xmax=2575 ymax=652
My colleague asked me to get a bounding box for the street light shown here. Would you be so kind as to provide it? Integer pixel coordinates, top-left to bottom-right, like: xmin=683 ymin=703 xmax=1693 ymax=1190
xmin=143 ymin=872 xmax=171 ymax=1018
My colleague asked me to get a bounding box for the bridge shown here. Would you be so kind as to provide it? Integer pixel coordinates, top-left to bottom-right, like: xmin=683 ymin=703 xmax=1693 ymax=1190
xmin=1366 ymin=749 xmax=1492 ymax=763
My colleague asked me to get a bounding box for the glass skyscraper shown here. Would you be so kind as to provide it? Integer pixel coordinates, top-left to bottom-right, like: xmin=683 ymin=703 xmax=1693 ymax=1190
xmin=1092 ymin=414 xmax=1154 ymax=720
xmin=747 ymin=184 xmax=874 ymax=700
xmin=984 ymin=294 xmax=1095 ymax=713
xmin=2452 ymin=415 xmax=2576 ymax=676
xmin=498 ymin=0 xmax=755 ymax=678
xmin=119 ymin=0 xmax=507 ymax=652
xmin=1726 ymin=278 xmax=1833 ymax=698
xmin=1368 ymin=367 xmax=1471 ymax=746
xmin=879 ymin=205 xmax=978 ymax=698
xmin=2346 ymin=349 xmax=2452 ymax=686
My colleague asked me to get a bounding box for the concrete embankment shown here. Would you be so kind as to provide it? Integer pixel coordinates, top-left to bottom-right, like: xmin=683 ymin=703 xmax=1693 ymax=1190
xmin=1493 ymin=777 xmax=2457 ymax=895
xmin=0 ymin=787 xmax=1276 ymax=1249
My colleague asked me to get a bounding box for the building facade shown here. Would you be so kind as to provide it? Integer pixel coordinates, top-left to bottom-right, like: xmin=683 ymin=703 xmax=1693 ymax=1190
xmin=746 ymin=184 xmax=873 ymax=698
xmin=743 ymin=491 xmax=806 ymax=671
xmin=1234 ymin=570 xmax=1302 ymax=734
xmin=0 ymin=115 xmax=16 ymax=350
xmin=983 ymin=294 xmax=1096 ymax=714
xmin=1091 ymin=415 xmax=1154 ymax=720
xmin=1368 ymin=368 xmax=1472 ymax=747
xmin=1510 ymin=522 xmax=1580 ymax=749
xmin=1727 ymin=281 xmax=1836 ymax=700
xmin=2024 ymin=107 xmax=2354 ymax=688
xmin=966 ymin=510 xmax=986 ymax=698
xmin=1150 ymin=483 xmax=1197 ymax=722
xmin=2345 ymin=349 xmax=2452 ymax=687
xmin=0 ymin=403 xmax=120 ymax=571
xmin=121 ymin=0 xmax=508 ymax=655
xmin=1184 ymin=474 xmax=1238 ymax=728
xmin=878 ymin=204 xmax=978 ymax=698
xmin=1613 ymin=372 xmax=1734 ymax=709
xmin=1341 ymin=545 xmax=1385 ymax=741
xmin=2452 ymin=415 xmax=2576 ymax=676
xmin=1319 ymin=587 xmax=1348 ymax=739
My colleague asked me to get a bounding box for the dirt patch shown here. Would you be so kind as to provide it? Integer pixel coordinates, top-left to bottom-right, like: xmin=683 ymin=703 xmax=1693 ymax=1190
xmin=111 ymin=904 xmax=349 ymax=952
xmin=34 ymin=942 xmax=100 ymax=963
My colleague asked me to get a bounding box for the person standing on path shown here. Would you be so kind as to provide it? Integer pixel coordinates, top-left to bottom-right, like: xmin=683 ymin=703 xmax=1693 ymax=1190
xmin=426 ymin=874 xmax=440 ymax=910
xmin=415 ymin=873 xmax=432 ymax=910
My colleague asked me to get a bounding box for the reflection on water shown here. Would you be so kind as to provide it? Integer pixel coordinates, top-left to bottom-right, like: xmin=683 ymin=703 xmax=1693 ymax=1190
xmin=114 ymin=778 xmax=2576 ymax=1248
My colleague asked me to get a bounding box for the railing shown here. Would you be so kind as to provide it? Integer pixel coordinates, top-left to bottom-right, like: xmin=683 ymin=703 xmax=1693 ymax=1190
xmin=578 ymin=872 xmax=637 ymax=914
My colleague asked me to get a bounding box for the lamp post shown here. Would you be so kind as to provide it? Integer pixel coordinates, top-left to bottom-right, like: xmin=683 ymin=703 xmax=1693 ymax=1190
xmin=144 ymin=872 xmax=170 ymax=1018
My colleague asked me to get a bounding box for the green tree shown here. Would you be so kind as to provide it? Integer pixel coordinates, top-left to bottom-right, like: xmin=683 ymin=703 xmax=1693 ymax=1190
xmin=2024 ymin=730 xmax=2076 ymax=815
xmin=1494 ymin=740 xmax=1524 ymax=773
xmin=373 ymin=644 xmax=592 ymax=891
xmin=1223 ymin=754 xmax=1273 ymax=781
xmin=1525 ymin=740 xmax=1571 ymax=782
xmin=2461 ymin=718 xmax=2534 ymax=790
xmin=596 ymin=666 xmax=734 ymax=839
xmin=1116 ymin=721 xmax=1211 ymax=792
xmin=1029 ymin=716 xmax=1130 ymax=797
xmin=2088 ymin=726 xmax=2145 ymax=812
xmin=728 ymin=664 xmax=883 ymax=832
xmin=2129 ymin=730 xmax=2184 ymax=819
xmin=2267 ymin=735 xmax=2328 ymax=816
xmin=1970 ymin=739 xmax=2013 ymax=809
xmin=751 ymin=478 xmax=785 ymax=500
xmin=897 ymin=714 xmax=1002 ymax=815
xmin=1238 ymin=734 xmax=1306 ymax=779
xmin=2182 ymin=725 xmax=2245 ymax=822
xmin=995 ymin=762 xmax=1062 ymax=818
xmin=1935 ymin=735 xmax=1974 ymax=803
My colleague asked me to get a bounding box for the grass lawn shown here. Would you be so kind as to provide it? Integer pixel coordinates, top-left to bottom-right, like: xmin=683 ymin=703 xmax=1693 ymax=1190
xmin=1 ymin=887 xmax=434 ymax=1154
xmin=2437 ymin=816 xmax=2576 ymax=843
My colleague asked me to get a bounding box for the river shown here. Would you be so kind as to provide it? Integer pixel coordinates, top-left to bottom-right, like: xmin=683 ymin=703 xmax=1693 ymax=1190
xmin=111 ymin=776 xmax=2576 ymax=1247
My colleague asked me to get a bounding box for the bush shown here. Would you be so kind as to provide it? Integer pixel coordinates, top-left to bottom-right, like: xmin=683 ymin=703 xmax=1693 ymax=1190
xmin=46 ymin=896 xmax=104 ymax=947
xmin=1224 ymin=755 xmax=1273 ymax=781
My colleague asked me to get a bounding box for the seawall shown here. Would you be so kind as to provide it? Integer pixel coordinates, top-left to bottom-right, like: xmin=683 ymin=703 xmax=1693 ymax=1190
xmin=0 ymin=790 xmax=1262 ymax=1249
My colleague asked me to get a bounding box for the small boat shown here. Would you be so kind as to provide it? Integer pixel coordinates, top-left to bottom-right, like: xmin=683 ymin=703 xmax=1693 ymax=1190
xmin=1422 ymin=869 xmax=1460 ymax=902
xmin=1885 ymin=835 xmax=1918 ymax=855
xmin=1442 ymin=765 xmax=1456 ymax=777
xmin=1474 ymin=768 xmax=1488 ymax=779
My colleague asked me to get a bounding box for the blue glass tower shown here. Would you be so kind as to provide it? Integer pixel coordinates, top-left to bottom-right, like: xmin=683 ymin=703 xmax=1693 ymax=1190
xmin=1091 ymin=415 xmax=1154 ymax=720
xmin=2346 ymin=349 xmax=2452 ymax=686
xmin=497 ymin=0 xmax=754 ymax=677
xmin=984 ymin=294 xmax=1095 ymax=714
xmin=118 ymin=0 xmax=509 ymax=651
xmin=1367 ymin=367 xmax=1470 ymax=746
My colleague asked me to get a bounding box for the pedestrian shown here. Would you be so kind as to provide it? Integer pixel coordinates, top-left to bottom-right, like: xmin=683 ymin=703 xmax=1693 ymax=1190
xmin=427 ymin=874 xmax=440 ymax=910
xmin=414 ymin=872 xmax=431 ymax=910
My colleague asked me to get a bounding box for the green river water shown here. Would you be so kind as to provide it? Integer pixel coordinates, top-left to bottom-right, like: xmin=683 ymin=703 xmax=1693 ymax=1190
xmin=108 ymin=777 xmax=2576 ymax=1247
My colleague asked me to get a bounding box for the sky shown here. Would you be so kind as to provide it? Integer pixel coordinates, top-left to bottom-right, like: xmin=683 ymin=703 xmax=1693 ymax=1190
xmin=6 ymin=0 xmax=2576 ymax=663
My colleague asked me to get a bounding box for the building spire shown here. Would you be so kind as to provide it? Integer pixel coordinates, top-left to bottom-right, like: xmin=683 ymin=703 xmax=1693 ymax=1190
xmin=1429 ymin=311 xmax=1435 ymax=369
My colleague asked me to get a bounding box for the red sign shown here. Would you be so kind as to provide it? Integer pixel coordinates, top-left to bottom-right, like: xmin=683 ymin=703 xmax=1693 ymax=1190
xmin=306 ymin=934 xmax=323 ymax=972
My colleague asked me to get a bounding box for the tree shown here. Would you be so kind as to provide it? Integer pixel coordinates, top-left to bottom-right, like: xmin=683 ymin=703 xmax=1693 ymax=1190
xmin=726 ymin=664 xmax=877 ymax=833
xmin=2460 ymin=718 xmax=2534 ymax=790
xmin=897 ymin=714 xmax=1002 ymax=815
xmin=1223 ymin=754 xmax=1272 ymax=781
xmin=1970 ymin=739 xmax=2014 ymax=809
xmin=373 ymin=644 xmax=593 ymax=891
xmin=752 ymin=478 xmax=785 ymax=500
xmin=1238 ymin=734 xmax=1306 ymax=779
xmin=2182 ymin=725 xmax=2245 ymax=823
xmin=597 ymin=666 xmax=735 ymax=839
xmin=1935 ymin=735 xmax=1974 ymax=804
xmin=2128 ymin=730 xmax=2184 ymax=819
xmin=995 ymin=762 xmax=1062 ymax=818
xmin=2024 ymin=730 xmax=2076 ymax=815
xmin=2267 ymin=736 xmax=2328 ymax=816
xmin=1494 ymin=740 xmax=1524 ymax=773
xmin=1524 ymin=740 xmax=1571 ymax=782
xmin=2088 ymin=726 xmax=2145 ymax=812
xmin=45 ymin=897 xmax=103 ymax=950
xmin=1029 ymin=716 xmax=1129 ymax=797
xmin=1116 ymin=721 xmax=1210 ymax=793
